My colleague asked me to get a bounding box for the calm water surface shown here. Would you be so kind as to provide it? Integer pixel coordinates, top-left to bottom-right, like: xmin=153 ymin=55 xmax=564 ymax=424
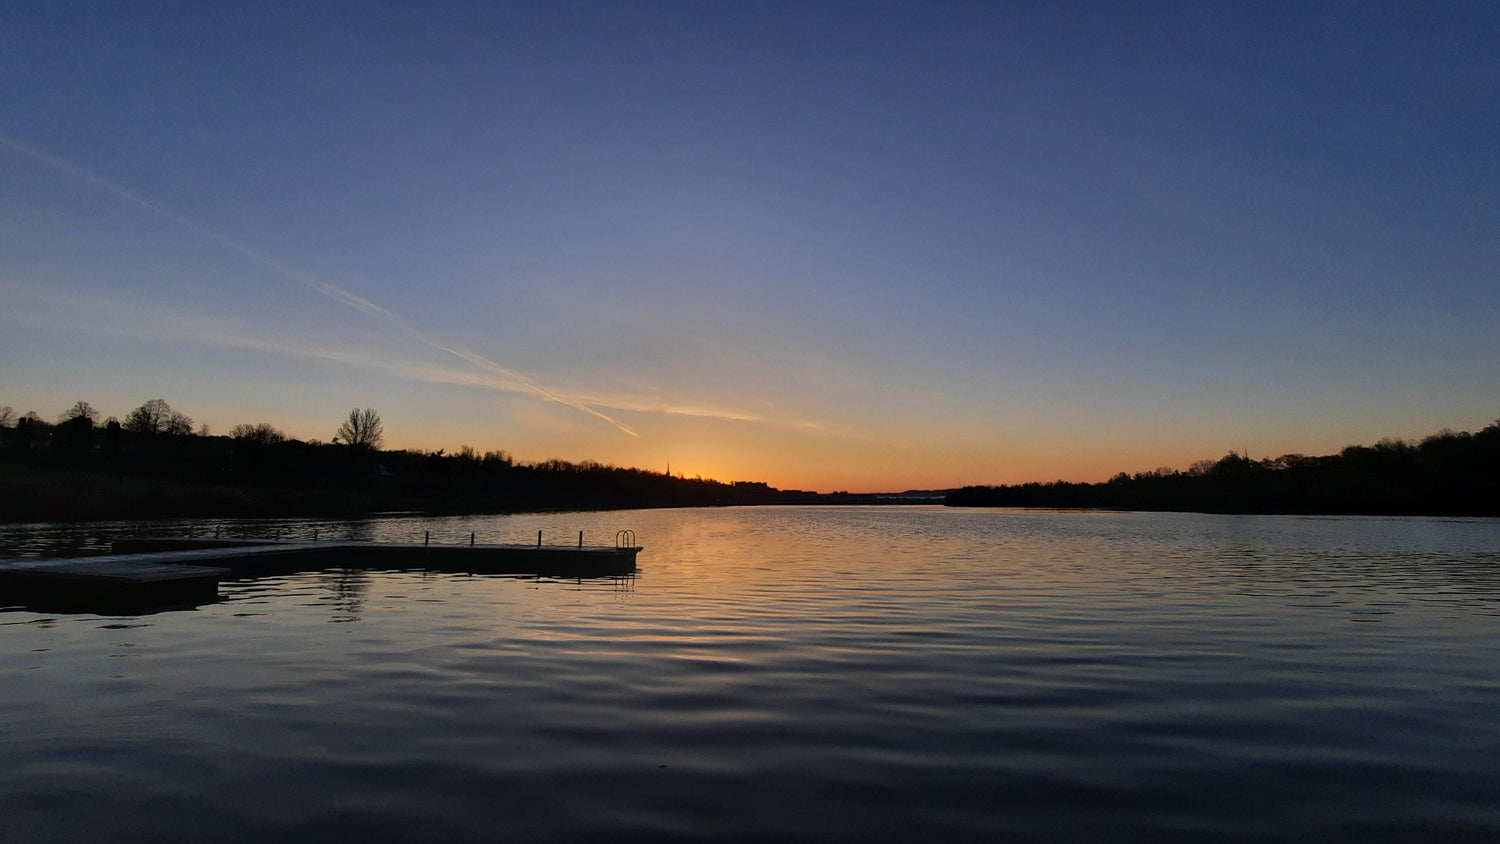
xmin=2 ymin=507 xmax=1498 ymax=842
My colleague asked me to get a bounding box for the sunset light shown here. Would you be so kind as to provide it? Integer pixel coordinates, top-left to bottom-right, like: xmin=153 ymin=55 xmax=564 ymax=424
xmin=2 ymin=3 xmax=1495 ymax=492
xmin=2 ymin=5 xmax=1498 ymax=841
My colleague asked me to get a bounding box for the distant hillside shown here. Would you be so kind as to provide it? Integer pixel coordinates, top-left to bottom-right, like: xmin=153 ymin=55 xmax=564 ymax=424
xmin=947 ymin=420 xmax=1500 ymax=516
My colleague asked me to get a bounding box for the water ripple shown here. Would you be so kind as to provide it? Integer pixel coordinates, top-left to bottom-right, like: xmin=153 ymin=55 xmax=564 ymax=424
xmin=2 ymin=508 xmax=1498 ymax=841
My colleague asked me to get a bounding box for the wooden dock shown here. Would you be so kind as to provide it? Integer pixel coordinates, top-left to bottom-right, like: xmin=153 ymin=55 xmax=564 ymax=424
xmin=0 ymin=536 xmax=641 ymax=612
xmin=0 ymin=553 xmax=230 ymax=611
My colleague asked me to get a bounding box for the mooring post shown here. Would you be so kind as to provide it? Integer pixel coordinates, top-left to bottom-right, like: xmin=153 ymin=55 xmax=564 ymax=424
xmin=424 ymin=531 xmax=430 ymax=546
xmin=578 ymin=530 xmax=583 ymax=548
xmin=470 ymin=531 xmax=476 ymax=547
xmin=537 ymin=530 xmax=542 ymax=547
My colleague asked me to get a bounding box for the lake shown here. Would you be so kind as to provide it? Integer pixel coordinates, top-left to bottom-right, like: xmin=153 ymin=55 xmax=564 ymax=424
xmin=2 ymin=506 xmax=1498 ymax=842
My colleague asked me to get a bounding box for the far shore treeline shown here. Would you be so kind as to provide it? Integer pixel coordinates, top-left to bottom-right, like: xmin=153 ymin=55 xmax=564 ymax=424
xmin=2 ymin=400 xmax=1497 ymax=522
xmin=0 ymin=400 xmax=887 ymax=523
xmin=947 ymin=419 xmax=1500 ymax=517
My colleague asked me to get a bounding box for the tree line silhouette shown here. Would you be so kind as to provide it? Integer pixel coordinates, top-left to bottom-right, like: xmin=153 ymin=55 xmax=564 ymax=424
xmin=0 ymin=399 xmax=852 ymax=522
xmin=11 ymin=398 xmax=1492 ymax=520
xmin=946 ymin=420 xmax=1500 ymax=516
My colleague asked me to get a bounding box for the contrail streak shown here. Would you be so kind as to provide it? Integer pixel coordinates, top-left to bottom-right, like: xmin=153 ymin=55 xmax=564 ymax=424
xmin=0 ymin=132 xmax=638 ymax=436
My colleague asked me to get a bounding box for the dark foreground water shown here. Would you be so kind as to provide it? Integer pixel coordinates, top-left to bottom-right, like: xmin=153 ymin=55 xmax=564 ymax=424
xmin=2 ymin=507 xmax=1498 ymax=842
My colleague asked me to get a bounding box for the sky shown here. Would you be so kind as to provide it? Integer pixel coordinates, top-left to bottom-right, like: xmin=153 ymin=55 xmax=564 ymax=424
xmin=2 ymin=1 xmax=1497 ymax=492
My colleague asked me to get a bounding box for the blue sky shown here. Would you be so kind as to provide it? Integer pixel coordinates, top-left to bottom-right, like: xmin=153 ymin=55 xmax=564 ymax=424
xmin=3 ymin=1 xmax=1497 ymax=490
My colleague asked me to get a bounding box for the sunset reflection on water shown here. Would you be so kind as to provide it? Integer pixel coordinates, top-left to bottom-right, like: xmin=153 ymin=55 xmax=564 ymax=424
xmin=3 ymin=507 xmax=1499 ymax=842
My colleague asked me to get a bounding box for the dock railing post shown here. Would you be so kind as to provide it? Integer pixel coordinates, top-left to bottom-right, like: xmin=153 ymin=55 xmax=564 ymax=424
xmin=579 ymin=530 xmax=583 ymax=548
xmin=537 ymin=530 xmax=542 ymax=547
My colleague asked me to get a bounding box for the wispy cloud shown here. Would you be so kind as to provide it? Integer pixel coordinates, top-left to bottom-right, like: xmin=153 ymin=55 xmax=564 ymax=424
xmin=580 ymin=397 xmax=765 ymax=423
xmin=3 ymin=280 xmax=799 ymax=430
xmin=2 ymin=282 xmax=556 ymax=397
xmin=0 ymin=132 xmax=639 ymax=436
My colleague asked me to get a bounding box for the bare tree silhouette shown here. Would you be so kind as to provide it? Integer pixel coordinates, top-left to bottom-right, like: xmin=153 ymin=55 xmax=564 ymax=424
xmin=57 ymin=400 xmax=100 ymax=424
xmin=335 ymin=408 xmax=383 ymax=450
xmin=124 ymin=398 xmax=193 ymax=435
xmin=230 ymin=422 xmax=287 ymax=445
